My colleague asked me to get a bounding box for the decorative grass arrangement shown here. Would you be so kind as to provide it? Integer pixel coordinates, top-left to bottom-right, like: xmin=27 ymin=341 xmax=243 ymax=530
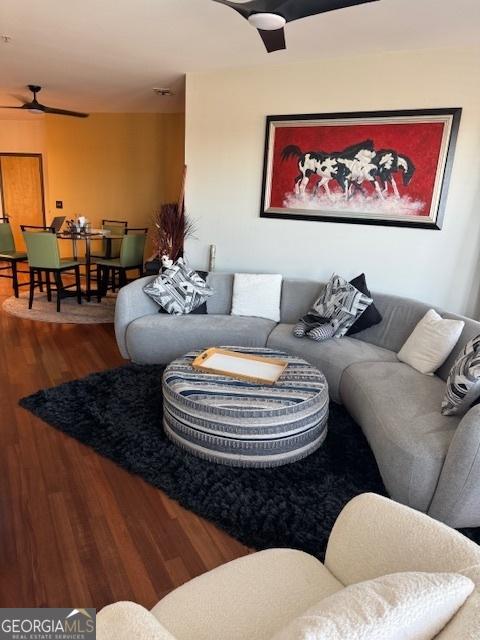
xmin=150 ymin=202 xmax=196 ymax=263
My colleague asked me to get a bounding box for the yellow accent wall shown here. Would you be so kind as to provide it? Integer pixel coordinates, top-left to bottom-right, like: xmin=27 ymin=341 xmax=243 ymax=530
xmin=0 ymin=113 xmax=185 ymax=257
xmin=45 ymin=112 xmax=185 ymax=233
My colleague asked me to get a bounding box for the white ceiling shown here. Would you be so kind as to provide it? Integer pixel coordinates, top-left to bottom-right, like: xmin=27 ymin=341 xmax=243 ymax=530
xmin=0 ymin=0 xmax=479 ymax=114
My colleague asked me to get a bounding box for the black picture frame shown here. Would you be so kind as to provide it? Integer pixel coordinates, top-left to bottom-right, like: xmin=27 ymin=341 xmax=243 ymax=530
xmin=260 ymin=108 xmax=462 ymax=229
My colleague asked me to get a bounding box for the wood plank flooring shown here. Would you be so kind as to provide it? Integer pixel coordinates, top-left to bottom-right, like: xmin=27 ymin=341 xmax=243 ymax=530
xmin=0 ymin=279 xmax=250 ymax=609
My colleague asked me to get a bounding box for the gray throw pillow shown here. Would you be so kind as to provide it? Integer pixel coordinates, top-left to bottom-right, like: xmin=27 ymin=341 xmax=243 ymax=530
xmin=310 ymin=274 xmax=373 ymax=337
xmin=143 ymin=258 xmax=213 ymax=315
xmin=441 ymin=335 xmax=480 ymax=416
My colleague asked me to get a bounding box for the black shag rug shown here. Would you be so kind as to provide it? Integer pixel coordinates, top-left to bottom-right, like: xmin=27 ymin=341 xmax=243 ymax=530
xmin=19 ymin=364 xmax=480 ymax=558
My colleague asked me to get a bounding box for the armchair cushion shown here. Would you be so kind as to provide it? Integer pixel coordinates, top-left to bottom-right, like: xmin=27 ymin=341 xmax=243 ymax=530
xmin=271 ymin=572 xmax=474 ymax=640
xmin=150 ymin=549 xmax=343 ymax=640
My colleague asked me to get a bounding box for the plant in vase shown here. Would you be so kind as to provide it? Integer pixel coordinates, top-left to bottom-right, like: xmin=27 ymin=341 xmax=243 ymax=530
xmin=147 ymin=203 xmax=195 ymax=273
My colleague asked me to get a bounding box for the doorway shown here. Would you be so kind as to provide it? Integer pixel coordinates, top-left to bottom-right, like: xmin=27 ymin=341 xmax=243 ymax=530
xmin=0 ymin=153 xmax=46 ymax=250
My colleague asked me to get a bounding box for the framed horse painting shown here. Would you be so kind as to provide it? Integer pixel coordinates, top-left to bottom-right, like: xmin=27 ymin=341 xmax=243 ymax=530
xmin=260 ymin=108 xmax=461 ymax=229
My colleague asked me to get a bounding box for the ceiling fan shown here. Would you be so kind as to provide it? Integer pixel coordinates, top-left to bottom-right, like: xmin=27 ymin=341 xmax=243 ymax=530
xmin=212 ymin=0 xmax=380 ymax=53
xmin=0 ymin=85 xmax=89 ymax=118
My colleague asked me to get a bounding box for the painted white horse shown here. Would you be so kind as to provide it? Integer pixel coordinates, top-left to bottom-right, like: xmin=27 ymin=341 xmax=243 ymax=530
xmin=281 ymin=141 xmax=415 ymax=200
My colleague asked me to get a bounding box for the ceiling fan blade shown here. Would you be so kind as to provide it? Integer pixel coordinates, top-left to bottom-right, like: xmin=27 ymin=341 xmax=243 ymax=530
xmin=42 ymin=106 xmax=89 ymax=118
xmin=211 ymin=0 xmax=252 ymax=19
xmin=257 ymin=27 xmax=286 ymax=52
xmin=277 ymin=0 xmax=380 ymax=22
xmin=0 ymin=105 xmax=25 ymax=109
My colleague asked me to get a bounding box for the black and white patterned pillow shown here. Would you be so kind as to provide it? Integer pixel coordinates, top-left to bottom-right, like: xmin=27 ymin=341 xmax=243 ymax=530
xmin=143 ymin=258 xmax=213 ymax=315
xmin=307 ymin=321 xmax=338 ymax=342
xmin=441 ymin=335 xmax=480 ymax=416
xmin=311 ymin=274 xmax=373 ymax=337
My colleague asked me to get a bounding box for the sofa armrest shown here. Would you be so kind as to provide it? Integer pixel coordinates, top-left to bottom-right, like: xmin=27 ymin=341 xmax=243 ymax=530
xmin=428 ymin=404 xmax=480 ymax=528
xmin=324 ymin=493 xmax=480 ymax=586
xmin=98 ymin=602 xmax=177 ymax=640
xmin=115 ymin=276 xmax=158 ymax=359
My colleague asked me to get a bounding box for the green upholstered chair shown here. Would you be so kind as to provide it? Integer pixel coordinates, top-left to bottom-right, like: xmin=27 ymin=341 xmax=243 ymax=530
xmin=22 ymin=225 xmax=82 ymax=312
xmin=95 ymin=228 xmax=147 ymax=301
xmin=92 ymin=219 xmax=128 ymax=259
xmin=0 ymin=217 xmax=28 ymax=297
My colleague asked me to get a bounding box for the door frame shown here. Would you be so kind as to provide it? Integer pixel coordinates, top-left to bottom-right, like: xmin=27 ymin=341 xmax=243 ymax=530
xmin=0 ymin=152 xmax=47 ymax=225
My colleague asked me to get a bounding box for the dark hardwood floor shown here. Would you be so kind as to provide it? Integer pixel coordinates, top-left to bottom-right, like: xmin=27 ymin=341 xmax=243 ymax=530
xmin=0 ymin=278 xmax=250 ymax=609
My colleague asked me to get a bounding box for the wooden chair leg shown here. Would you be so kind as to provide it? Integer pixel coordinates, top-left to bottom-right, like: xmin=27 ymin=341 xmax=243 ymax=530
xmin=54 ymin=271 xmax=62 ymax=312
xmin=96 ymin=264 xmax=102 ymax=302
xmin=11 ymin=260 xmax=19 ymax=298
xmin=75 ymin=266 xmax=82 ymax=305
xmin=119 ymin=268 xmax=127 ymax=288
xmin=139 ymin=264 xmax=144 ymax=277
xmin=105 ymin=267 xmax=111 ymax=296
xmin=111 ymin=268 xmax=116 ymax=293
xmin=45 ymin=271 xmax=52 ymax=302
xmin=28 ymin=268 xmax=35 ymax=309
xmin=37 ymin=269 xmax=43 ymax=292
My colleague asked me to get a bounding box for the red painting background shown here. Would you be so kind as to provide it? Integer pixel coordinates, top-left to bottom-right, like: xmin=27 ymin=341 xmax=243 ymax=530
xmin=269 ymin=121 xmax=445 ymax=215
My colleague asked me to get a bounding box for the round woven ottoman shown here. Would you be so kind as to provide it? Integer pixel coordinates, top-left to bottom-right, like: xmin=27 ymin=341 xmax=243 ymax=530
xmin=162 ymin=347 xmax=329 ymax=468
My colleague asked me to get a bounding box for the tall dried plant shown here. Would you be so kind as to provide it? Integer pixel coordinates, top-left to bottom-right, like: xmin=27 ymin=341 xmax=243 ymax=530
xmin=150 ymin=203 xmax=195 ymax=262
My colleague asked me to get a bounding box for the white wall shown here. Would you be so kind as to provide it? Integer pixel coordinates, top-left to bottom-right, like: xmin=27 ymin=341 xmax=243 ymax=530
xmin=185 ymin=47 xmax=480 ymax=317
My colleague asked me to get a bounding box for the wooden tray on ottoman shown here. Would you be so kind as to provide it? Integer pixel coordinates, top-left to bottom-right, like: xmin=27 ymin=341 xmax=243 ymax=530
xmin=192 ymin=347 xmax=288 ymax=385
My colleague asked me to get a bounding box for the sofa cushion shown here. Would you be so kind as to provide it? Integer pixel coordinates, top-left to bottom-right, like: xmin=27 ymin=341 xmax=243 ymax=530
xmin=309 ymin=274 xmax=373 ymax=338
xmin=206 ymin=273 xmax=234 ymax=314
xmin=126 ymin=314 xmax=276 ymax=364
xmin=442 ymin=334 xmax=480 ymax=416
xmin=397 ymin=309 xmax=464 ymax=375
xmin=231 ymin=273 xmax=282 ymax=322
xmin=143 ymin=258 xmax=213 ymax=315
xmin=151 ymin=549 xmax=343 ymax=640
xmin=347 ymin=273 xmax=383 ymax=336
xmin=280 ymin=279 xmax=324 ymax=324
xmin=340 ymin=362 xmax=461 ymax=512
xmin=267 ymin=324 xmax=397 ymax=403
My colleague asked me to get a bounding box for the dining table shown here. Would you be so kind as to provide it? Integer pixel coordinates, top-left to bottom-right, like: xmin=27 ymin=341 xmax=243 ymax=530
xmin=57 ymin=229 xmax=125 ymax=300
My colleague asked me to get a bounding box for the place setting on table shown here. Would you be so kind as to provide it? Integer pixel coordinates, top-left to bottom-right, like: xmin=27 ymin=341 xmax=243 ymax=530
xmin=57 ymin=215 xmax=127 ymax=301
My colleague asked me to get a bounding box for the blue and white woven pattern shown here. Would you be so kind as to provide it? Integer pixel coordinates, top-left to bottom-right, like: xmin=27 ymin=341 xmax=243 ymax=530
xmin=162 ymin=347 xmax=329 ymax=468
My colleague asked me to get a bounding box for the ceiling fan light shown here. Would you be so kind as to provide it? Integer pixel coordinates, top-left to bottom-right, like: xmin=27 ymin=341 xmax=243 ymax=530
xmin=28 ymin=108 xmax=44 ymax=115
xmin=247 ymin=12 xmax=286 ymax=31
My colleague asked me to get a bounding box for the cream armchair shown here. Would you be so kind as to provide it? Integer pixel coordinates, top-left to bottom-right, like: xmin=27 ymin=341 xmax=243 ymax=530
xmin=97 ymin=493 xmax=480 ymax=640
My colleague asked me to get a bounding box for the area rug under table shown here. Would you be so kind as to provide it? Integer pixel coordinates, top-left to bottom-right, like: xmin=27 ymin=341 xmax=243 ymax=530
xmin=19 ymin=364 xmax=480 ymax=558
xmin=3 ymin=291 xmax=116 ymax=324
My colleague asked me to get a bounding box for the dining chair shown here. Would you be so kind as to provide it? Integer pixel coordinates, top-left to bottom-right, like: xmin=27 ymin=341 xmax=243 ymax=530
xmin=21 ymin=225 xmax=82 ymax=312
xmin=0 ymin=216 xmax=29 ymax=297
xmin=92 ymin=219 xmax=128 ymax=260
xmin=95 ymin=228 xmax=147 ymax=301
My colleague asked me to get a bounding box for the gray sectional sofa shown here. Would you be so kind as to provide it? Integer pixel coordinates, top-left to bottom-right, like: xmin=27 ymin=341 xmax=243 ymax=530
xmin=115 ymin=272 xmax=480 ymax=529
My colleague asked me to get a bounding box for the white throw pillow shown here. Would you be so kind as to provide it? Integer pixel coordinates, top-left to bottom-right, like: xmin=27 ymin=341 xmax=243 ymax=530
xmin=231 ymin=273 xmax=282 ymax=322
xmin=271 ymin=572 xmax=474 ymax=640
xmin=397 ymin=309 xmax=464 ymax=375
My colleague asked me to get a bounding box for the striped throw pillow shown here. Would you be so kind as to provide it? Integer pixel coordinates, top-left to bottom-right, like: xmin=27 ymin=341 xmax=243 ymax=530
xmin=441 ymin=335 xmax=480 ymax=416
